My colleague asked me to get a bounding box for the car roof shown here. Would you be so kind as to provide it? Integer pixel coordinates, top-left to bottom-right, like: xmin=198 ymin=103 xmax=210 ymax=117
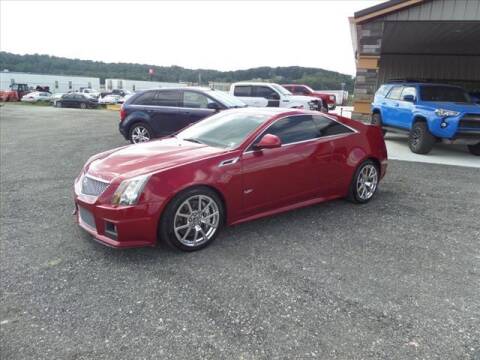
xmin=139 ymin=86 xmax=216 ymax=92
xmin=384 ymin=82 xmax=463 ymax=88
xmin=232 ymin=82 xmax=279 ymax=87
xmin=220 ymin=107 xmax=313 ymax=117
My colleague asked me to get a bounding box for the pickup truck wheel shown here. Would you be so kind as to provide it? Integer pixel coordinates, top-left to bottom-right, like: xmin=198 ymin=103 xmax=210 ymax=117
xmin=467 ymin=143 xmax=480 ymax=156
xmin=371 ymin=113 xmax=386 ymax=136
xmin=409 ymin=122 xmax=435 ymax=154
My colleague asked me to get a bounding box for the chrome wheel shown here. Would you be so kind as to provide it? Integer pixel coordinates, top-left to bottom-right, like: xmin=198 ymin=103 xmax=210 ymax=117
xmin=356 ymin=164 xmax=378 ymax=201
xmin=174 ymin=195 xmax=220 ymax=247
xmin=131 ymin=125 xmax=151 ymax=143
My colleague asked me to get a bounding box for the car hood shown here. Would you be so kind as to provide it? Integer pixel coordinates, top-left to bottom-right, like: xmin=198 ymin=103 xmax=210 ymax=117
xmin=86 ymin=137 xmax=224 ymax=182
xmin=420 ymin=101 xmax=480 ymax=113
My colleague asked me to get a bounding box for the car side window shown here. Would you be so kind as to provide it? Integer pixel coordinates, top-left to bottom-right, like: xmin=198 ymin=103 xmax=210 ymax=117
xmin=386 ymin=86 xmax=403 ymax=100
xmin=401 ymin=87 xmax=416 ymax=99
xmin=234 ymin=86 xmax=252 ymax=97
xmin=297 ymin=86 xmax=309 ymax=95
xmin=376 ymin=85 xmax=390 ymax=97
xmin=250 ymin=115 xmax=319 ymax=149
xmin=254 ymin=86 xmax=279 ymax=100
xmin=312 ymin=115 xmax=354 ymax=137
xmin=183 ymin=91 xmax=213 ymax=109
xmin=132 ymin=91 xmax=155 ymax=105
xmin=152 ymin=91 xmax=182 ymax=107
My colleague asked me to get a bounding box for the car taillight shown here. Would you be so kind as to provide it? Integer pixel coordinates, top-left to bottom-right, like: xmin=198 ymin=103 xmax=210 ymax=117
xmin=120 ymin=106 xmax=127 ymax=122
xmin=329 ymin=95 xmax=334 ymax=100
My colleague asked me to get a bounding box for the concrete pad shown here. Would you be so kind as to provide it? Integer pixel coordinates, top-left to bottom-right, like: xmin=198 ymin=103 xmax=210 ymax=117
xmin=385 ymin=133 xmax=480 ymax=169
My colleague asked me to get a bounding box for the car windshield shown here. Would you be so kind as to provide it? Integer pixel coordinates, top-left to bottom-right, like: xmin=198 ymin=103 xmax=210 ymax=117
xmin=209 ymin=90 xmax=246 ymax=108
xmin=177 ymin=111 xmax=270 ymax=149
xmin=303 ymin=85 xmax=314 ymax=92
xmin=420 ymin=86 xmax=472 ymax=103
xmin=271 ymin=84 xmax=292 ymax=96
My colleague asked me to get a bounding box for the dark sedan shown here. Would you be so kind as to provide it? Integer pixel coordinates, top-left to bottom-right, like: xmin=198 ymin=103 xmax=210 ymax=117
xmin=119 ymin=87 xmax=246 ymax=143
xmin=56 ymin=93 xmax=98 ymax=109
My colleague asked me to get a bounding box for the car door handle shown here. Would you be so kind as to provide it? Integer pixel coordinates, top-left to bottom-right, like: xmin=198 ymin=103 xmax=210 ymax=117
xmin=382 ymin=102 xmax=387 ymax=105
xmin=394 ymin=103 xmax=399 ymax=107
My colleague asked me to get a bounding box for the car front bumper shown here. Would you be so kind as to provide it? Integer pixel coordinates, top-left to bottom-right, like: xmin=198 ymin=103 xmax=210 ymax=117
xmin=74 ymin=194 xmax=164 ymax=248
xmin=430 ymin=114 xmax=480 ymax=143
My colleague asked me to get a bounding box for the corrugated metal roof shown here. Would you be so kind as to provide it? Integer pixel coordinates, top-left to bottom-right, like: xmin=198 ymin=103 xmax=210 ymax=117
xmin=378 ymin=54 xmax=480 ymax=83
xmin=383 ymin=0 xmax=480 ymax=21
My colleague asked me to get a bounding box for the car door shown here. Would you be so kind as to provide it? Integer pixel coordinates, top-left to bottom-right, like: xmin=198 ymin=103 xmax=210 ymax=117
xmin=62 ymin=94 xmax=74 ymax=107
xmin=382 ymin=85 xmax=403 ymax=127
xmin=397 ymin=86 xmax=416 ymax=129
xmin=182 ymin=90 xmax=218 ymax=127
xmin=240 ymin=115 xmax=333 ymax=216
xmin=133 ymin=90 xmax=184 ymax=137
xmin=311 ymin=115 xmax=357 ymax=194
xmin=253 ymin=86 xmax=280 ymax=107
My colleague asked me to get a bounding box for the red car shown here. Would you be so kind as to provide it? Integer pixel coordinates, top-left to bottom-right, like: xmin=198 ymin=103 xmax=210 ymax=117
xmin=282 ymin=84 xmax=336 ymax=110
xmin=74 ymin=108 xmax=387 ymax=251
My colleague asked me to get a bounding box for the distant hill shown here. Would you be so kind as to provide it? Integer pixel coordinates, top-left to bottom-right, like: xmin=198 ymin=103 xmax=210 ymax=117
xmin=0 ymin=52 xmax=354 ymax=92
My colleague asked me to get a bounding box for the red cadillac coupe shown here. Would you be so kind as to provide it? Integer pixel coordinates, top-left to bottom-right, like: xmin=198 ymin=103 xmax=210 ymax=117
xmin=74 ymin=108 xmax=387 ymax=251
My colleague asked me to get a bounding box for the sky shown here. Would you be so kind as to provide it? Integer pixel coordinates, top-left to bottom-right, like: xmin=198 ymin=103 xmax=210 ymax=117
xmin=0 ymin=0 xmax=383 ymax=76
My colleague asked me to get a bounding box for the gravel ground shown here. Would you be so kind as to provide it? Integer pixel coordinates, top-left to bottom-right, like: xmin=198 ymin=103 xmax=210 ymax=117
xmin=1 ymin=104 xmax=479 ymax=359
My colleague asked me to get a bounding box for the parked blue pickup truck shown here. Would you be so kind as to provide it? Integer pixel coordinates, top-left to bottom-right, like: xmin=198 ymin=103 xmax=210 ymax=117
xmin=371 ymin=82 xmax=480 ymax=155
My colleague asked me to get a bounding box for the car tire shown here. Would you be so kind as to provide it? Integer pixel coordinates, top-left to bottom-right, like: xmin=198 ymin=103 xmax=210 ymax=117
xmin=56 ymin=101 xmax=62 ymax=108
xmin=371 ymin=112 xmax=386 ymax=136
xmin=467 ymin=143 xmax=480 ymax=156
xmin=129 ymin=122 xmax=154 ymax=144
xmin=409 ymin=122 xmax=435 ymax=154
xmin=347 ymin=160 xmax=379 ymax=204
xmin=159 ymin=187 xmax=224 ymax=252
xmin=80 ymin=102 xmax=87 ymax=109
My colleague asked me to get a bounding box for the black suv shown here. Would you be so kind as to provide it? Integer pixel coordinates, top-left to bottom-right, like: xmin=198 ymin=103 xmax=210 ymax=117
xmin=119 ymin=87 xmax=246 ymax=143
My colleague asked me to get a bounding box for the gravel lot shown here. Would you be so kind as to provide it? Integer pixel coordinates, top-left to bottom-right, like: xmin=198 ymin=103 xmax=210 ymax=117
xmin=1 ymin=104 xmax=479 ymax=359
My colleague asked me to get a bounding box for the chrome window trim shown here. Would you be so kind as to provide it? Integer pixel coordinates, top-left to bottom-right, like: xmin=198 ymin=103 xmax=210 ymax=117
xmin=129 ymin=104 xmax=218 ymax=112
xmin=242 ymin=113 xmax=358 ymax=154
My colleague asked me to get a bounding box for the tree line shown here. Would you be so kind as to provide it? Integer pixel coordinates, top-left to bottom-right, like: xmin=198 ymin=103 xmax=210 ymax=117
xmin=0 ymin=52 xmax=354 ymax=91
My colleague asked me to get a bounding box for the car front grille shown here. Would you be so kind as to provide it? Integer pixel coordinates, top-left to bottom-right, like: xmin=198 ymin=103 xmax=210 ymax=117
xmin=79 ymin=206 xmax=96 ymax=230
xmin=81 ymin=176 xmax=109 ymax=196
xmin=459 ymin=114 xmax=480 ymax=130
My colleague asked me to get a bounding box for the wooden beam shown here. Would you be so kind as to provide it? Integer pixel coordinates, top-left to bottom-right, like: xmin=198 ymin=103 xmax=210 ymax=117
xmin=353 ymin=101 xmax=372 ymax=115
xmin=358 ymin=56 xmax=379 ymax=70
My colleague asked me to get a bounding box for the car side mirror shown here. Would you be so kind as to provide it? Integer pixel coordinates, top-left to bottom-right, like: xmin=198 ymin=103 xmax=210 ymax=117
xmin=403 ymin=94 xmax=415 ymax=102
xmin=207 ymin=102 xmax=221 ymax=110
xmin=270 ymin=93 xmax=280 ymax=100
xmin=254 ymin=134 xmax=282 ymax=150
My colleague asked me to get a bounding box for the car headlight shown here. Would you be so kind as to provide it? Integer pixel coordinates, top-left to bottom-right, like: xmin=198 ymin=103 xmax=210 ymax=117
xmin=435 ymin=109 xmax=459 ymax=118
xmin=112 ymin=174 xmax=150 ymax=206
